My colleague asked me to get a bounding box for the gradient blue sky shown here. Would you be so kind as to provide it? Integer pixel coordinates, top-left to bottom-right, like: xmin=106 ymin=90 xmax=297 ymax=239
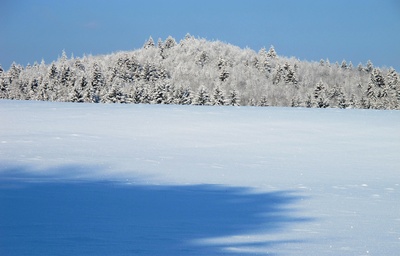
xmin=1 ymin=0 xmax=399 ymax=70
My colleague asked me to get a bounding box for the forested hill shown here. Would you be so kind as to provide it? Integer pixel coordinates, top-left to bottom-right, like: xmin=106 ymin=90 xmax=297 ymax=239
xmin=1 ymin=34 xmax=399 ymax=110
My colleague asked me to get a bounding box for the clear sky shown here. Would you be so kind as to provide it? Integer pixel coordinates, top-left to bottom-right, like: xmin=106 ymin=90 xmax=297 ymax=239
xmin=1 ymin=0 xmax=399 ymax=70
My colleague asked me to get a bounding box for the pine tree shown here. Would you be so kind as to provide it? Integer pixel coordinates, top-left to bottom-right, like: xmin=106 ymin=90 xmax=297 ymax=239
xmin=267 ymin=45 xmax=277 ymax=58
xmin=314 ymin=80 xmax=325 ymax=99
xmin=152 ymin=82 xmax=173 ymax=104
xmin=219 ymin=68 xmax=229 ymax=82
xmin=163 ymin=36 xmax=176 ymax=49
xmin=70 ymin=86 xmax=85 ymax=103
xmin=272 ymin=65 xmax=283 ymax=85
xmin=371 ymin=68 xmax=385 ymax=88
xmin=259 ymin=96 xmax=269 ymax=106
xmin=90 ymin=62 xmax=105 ymax=103
xmin=9 ymin=62 xmax=22 ymax=84
xmin=211 ymin=86 xmax=225 ymax=106
xmin=141 ymin=62 xmax=159 ymax=82
xmin=197 ymin=51 xmax=209 ymax=68
xmin=193 ymin=86 xmax=210 ymax=105
xmin=291 ymin=96 xmax=301 ymax=107
xmin=173 ymin=86 xmax=192 ymax=105
xmin=386 ymin=68 xmax=398 ymax=89
xmin=348 ymin=94 xmax=357 ymax=108
xmin=357 ymin=63 xmax=364 ymax=72
xmin=283 ymin=63 xmax=298 ymax=85
xmin=341 ymin=60 xmax=347 ymax=69
xmin=304 ymin=95 xmax=312 ymax=108
xmin=365 ymin=82 xmax=376 ymax=100
xmin=313 ymin=80 xmax=329 ymax=108
xmin=337 ymin=93 xmax=347 ymax=109
xmin=366 ymin=60 xmax=373 ymax=73
xmin=0 ymin=68 xmax=9 ymax=98
xmin=106 ymin=83 xmax=125 ymax=103
xmin=48 ymin=63 xmax=58 ymax=80
xmin=143 ymin=36 xmax=155 ymax=49
xmin=227 ymin=89 xmax=240 ymax=106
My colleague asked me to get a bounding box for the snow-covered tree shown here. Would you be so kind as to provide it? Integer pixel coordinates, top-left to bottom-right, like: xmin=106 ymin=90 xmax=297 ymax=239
xmin=173 ymin=86 xmax=192 ymax=105
xmin=1 ymin=35 xmax=397 ymax=110
xmin=143 ymin=36 xmax=155 ymax=49
xmin=163 ymin=36 xmax=176 ymax=49
xmin=226 ymin=89 xmax=240 ymax=106
xmin=193 ymin=86 xmax=210 ymax=105
xmin=313 ymin=80 xmax=329 ymax=108
xmin=197 ymin=51 xmax=209 ymax=68
xmin=211 ymin=86 xmax=225 ymax=106
xmin=105 ymin=82 xmax=126 ymax=103
xmin=259 ymin=95 xmax=269 ymax=106
xmin=267 ymin=45 xmax=277 ymax=59
xmin=90 ymin=62 xmax=105 ymax=103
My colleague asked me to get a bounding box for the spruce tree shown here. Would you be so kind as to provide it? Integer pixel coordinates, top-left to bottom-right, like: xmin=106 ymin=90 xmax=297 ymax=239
xmin=211 ymin=86 xmax=225 ymax=106
xmin=259 ymin=96 xmax=269 ymax=106
xmin=173 ymin=86 xmax=192 ymax=105
xmin=143 ymin=36 xmax=155 ymax=49
xmin=193 ymin=86 xmax=210 ymax=105
xmin=90 ymin=62 xmax=104 ymax=103
xmin=227 ymin=89 xmax=240 ymax=106
xmin=267 ymin=45 xmax=277 ymax=58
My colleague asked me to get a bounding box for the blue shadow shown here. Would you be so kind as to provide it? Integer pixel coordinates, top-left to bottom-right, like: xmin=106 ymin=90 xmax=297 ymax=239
xmin=0 ymin=166 xmax=310 ymax=255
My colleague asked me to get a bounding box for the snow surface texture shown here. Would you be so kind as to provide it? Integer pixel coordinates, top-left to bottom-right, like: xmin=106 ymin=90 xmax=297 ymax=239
xmin=0 ymin=100 xmax=399 ymax=255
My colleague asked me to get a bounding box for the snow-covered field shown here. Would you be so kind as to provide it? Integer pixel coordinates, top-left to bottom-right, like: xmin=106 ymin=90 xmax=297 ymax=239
xmin=1 ymin=100 xmax=399 ymax=255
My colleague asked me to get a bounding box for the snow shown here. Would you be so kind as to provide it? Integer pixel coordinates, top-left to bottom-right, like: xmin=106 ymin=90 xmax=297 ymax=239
xmin=1 ymin=100 xmax=399 ymax=255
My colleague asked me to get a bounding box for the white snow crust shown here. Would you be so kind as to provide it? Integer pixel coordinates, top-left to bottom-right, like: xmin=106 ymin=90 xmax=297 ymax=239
xmin=1 ymin=100 xmax=399 ymax=255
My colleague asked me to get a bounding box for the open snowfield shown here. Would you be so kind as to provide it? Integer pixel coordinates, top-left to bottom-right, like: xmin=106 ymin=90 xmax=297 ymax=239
xmin=1 ymin=100 xmax=399 ymax=255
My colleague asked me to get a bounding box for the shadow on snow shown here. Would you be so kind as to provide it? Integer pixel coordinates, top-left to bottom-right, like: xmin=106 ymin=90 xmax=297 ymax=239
xmin=0 ymin=165 xmax=311 ymax=255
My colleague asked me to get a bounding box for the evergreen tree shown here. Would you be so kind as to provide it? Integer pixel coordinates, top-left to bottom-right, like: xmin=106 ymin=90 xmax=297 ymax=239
xmin=386 ymin=68 xmax=398 ymax=89
xmin=141 ymin=62 xmax=159 ymax=82
xmin=267 ymin=45 xmax=277 ymax=58
xmin=227 ymin=89 xmax=240 ymax=106
xmin=163 ymin=36 xmax=177 ymax=49
xmin=371 ymin=68 xmax=385 ymax=88
xmin=283 ymin=63 xmax=298 ymax=85
xmin=259 ymin=96 xmax=269 ymax=106
xmin=105 ymin=83 xmax=125 ymax=103
xmin=152 ymin=81 xmax=173 ymax=104
xmin=357 ymin=63 xmax=364 ymax=72
xmin=211 ymin=86 xmax=225 ymax=105
xmin=304 ymin=95 xmax=313 ymax=108
xmin=341 ymin=60 xmax=347 ymax=69
xmin=193 ymin=86 xmax=210 ymax=105
xmin=143 ymin=36 xmax=155 ymax=49
xmin=349 ymin=94 xmax=357 ymax=108
xmin=313 ymin=80 xmax=329 ymax=108
xmin=0 ymin=69 xmax=9 ymax=98
xmin=272 ymin=65 xmax=283 ymax=85
xmin=365 ymin=82 xmax=376 ymax=101
xmin=219 ymin=68 xmax=229 ymax=82
xmin=337 ymin=93 xmax=347 ymax=109
xmin=173 ymin=86 xmax=192 ymax=105
xmin=366 ymin=60 xmax=373 ymax=73
xmin=9 ymin=62 xmax=22 ymax=84
xmin=48 ymin=62 xmax=58 ymax=80
xmin=70 ymin=85 xmax=85 ymax=103
xmin=197 ymin=51 xmax=209 ymax=68
xmin=90 ymin=62 xmax=105 ymax=103
xmin=291 ymin=96 xmax=301 ymax=107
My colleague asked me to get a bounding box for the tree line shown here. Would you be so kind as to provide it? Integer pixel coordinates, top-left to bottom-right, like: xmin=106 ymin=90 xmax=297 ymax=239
xmin=1 ymin=34 xmax=399 ymax=110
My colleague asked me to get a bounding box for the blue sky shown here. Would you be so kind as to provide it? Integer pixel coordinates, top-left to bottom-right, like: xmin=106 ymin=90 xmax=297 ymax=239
xmin=1 ymin=0 xmax=399 ymax=70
